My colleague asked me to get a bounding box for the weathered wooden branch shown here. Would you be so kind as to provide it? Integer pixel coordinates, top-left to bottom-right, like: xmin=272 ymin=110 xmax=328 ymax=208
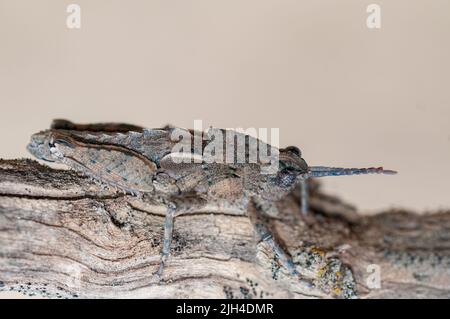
xmin=0 ymin=159 xmax=449 ymax=298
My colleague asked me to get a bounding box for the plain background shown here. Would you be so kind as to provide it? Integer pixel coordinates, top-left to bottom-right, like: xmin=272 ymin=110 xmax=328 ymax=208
xmin=0 ymin=0 xmax=449 ymax=218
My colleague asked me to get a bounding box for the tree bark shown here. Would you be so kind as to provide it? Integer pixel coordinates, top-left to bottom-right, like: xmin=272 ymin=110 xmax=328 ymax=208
xmin=0 ymin=159 xmax=449 ymax=299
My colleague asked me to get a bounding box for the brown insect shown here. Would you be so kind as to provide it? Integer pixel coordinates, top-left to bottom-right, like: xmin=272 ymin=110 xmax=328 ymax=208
xmin=27 ymin=119 xmax=396 ymax=282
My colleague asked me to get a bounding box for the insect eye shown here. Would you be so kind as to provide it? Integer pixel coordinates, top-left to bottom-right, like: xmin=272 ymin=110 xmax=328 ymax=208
xmin=285 ymin=146 xmax=301 ymax=157
xmin=53 ymin=139 xmax=74 ymax=148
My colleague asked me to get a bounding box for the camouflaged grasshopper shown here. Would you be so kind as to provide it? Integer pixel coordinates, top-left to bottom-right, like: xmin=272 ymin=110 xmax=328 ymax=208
xmin=27 ymin=119 xmax=396 ymax=282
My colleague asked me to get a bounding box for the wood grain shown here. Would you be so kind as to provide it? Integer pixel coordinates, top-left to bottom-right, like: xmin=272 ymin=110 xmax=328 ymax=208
xmin=0 ymin=159 xmax=449 ymax=298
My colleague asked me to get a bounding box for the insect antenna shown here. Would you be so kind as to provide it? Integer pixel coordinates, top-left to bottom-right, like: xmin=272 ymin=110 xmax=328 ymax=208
xmin=308 ymin=166 xmax=397 ymax=177
xmin=299 ymin=166 xmax=396 ymax=215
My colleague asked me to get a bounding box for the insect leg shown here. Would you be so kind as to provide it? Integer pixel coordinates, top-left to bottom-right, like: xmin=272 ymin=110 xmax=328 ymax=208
xmin=248 ymin=200 xmax=299 ymax=277
xmin=155 ymin=206 xmax=176 ymax=280
xmin=300 ymin=178 xmax=309 ymax=215
xmin=153 ymin=196 xmax=208 ymax=281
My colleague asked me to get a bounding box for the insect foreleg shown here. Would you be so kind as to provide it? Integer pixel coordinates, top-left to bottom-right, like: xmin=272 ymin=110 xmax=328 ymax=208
xmin=300 ymin=178 xmax=309 ymax=215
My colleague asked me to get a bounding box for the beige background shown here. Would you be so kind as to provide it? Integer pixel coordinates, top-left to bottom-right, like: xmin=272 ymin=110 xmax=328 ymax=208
xmin=0 ymin=0 xmax=449 ymax=214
